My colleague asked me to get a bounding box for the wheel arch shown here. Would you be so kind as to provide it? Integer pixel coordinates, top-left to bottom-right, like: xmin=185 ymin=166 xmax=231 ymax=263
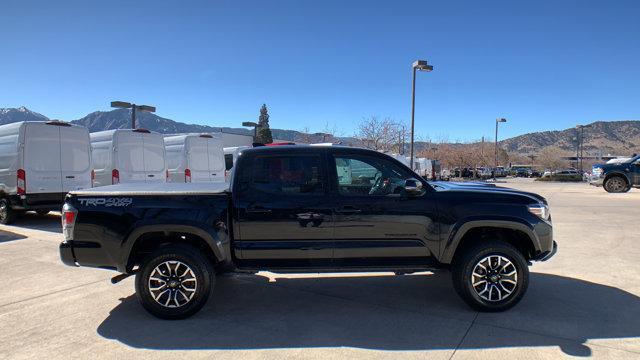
xmin=604 ymin=172 xmax=630 ymax=185
xmin=441 ymin=220 xmax=540 ymax=264
xmin=120 ymin=224 xmax=229 ymax=273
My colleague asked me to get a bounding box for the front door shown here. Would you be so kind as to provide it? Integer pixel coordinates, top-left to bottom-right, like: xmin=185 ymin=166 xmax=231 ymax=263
xmin=234 ymin=151 xmax=334 ymax=268
xmin=329 ymin=151 xmax=439 ymax=268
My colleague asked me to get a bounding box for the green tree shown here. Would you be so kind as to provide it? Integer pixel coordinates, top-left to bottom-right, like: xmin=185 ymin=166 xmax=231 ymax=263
xmin=256 ymin=104 xmax=273 ymax=143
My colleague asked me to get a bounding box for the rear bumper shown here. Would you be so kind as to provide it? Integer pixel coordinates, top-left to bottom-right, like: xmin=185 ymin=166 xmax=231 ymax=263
xmin=59 ymin=241 xmax=78 ymax=267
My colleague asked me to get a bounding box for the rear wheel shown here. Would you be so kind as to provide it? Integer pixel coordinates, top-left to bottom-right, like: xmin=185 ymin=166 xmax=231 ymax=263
xmin=135 ymin=244 xmax=214 ymax=319
xmin=0 ymin=199 xmax=16 ymax=225
xmin=452 ymin=240 xmax=529 ymax=312
xmin=604 ymin=176 xmax=629 ymax=193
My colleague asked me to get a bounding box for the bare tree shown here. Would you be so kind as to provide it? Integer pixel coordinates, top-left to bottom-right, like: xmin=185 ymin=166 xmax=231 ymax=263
xmin=356 ymin=116 xmax=405 ymax=152
xmin=537 ymin=146 xmax=568 ymax=170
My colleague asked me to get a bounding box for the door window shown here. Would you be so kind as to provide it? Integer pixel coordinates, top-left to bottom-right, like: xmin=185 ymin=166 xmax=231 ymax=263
xmin=245 ymin=155 xmax=324 ymax=195
xmin=334 ymin=155 xmax=419 ymax=196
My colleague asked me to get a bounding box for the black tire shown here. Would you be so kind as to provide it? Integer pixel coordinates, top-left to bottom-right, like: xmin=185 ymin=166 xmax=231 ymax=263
xmin=135 ymin=244 xmax=214 ymax=319
xmin=0 ymin=198 xmax=16 ymax=225
xmin=35 ymin=210 xmax=50 ymax=216
xmin=604 ymin=176 xmax=629 ymax=193
xmin=452 ymin=240 xmax=529 ymax=312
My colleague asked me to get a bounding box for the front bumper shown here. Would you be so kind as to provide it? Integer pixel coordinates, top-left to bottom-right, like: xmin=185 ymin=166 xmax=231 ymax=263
xmin=533 ymin=240 xmax=557 ymax=262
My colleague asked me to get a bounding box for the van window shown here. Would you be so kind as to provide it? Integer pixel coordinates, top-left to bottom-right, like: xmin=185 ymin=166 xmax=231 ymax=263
xmin=246 ymin=155 xmax=324 ymax=195
xmin=225 ymin=154 xmax=234 ymax=170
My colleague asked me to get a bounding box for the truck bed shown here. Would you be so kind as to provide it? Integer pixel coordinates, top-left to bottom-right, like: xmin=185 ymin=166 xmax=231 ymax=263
xmin=69 ymin=182 xmax=230 ymax=196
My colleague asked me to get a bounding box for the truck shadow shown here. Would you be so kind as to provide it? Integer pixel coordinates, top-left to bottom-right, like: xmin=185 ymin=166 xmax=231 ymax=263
xmin=97 ymin=272 xmax=640 ymax=356
xmin=0 ymin=229 xmax=27 ymax=243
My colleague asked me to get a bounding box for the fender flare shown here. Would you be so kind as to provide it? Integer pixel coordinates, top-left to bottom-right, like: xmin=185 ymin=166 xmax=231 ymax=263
xmin=118 ymin=223 xmax=228 ymax=273
xmin=440 ymin=219 xmax=541 ymax=264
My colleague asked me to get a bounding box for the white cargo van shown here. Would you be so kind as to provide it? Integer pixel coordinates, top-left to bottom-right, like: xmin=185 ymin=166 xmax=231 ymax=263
xmin=0 ymin=121 xmax=91 ymax=224
xmin=90 ymin=129 xmax=167 ymax=187
xmin=223 ymin=146 xmax=250 ymax=181
xmin=164 ymin=133 xmax=225 ymax=183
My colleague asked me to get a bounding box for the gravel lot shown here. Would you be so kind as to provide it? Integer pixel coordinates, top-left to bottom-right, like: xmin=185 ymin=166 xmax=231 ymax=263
xmin=1 ymin=179 xmax=639 ymax=359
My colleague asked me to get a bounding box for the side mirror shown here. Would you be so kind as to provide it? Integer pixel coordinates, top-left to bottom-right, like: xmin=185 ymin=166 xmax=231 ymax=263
xmin=404 ymin=178 xmax=423 ymax=195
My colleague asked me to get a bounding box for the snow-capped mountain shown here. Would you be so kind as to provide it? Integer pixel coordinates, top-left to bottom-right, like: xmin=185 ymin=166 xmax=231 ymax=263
xmin=0 ymin=106 xmax=49 ymax=125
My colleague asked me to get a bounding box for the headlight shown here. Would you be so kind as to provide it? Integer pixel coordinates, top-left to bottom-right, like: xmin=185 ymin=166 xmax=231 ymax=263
xmin=528 ymin=203 xmax=550 ymax=221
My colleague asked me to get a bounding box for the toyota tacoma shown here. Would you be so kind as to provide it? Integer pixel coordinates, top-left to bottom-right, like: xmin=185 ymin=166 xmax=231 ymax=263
xmin=60 ymin=145 xmax=556 ymax=319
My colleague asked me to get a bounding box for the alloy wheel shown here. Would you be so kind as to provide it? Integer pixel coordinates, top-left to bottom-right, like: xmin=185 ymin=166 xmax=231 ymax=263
xmin=148 ymin=260 xmax=198 ymax=308
xmin=471 ymin=255 xmax=518 ymax=302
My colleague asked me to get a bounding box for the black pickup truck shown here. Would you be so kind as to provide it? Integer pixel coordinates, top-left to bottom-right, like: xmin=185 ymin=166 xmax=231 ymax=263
xmin=60 ymin=145 xmax=556 ymax=319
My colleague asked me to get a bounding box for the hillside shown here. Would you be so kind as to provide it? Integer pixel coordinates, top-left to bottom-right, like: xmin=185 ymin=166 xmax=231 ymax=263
xmin=500 ymin=120 xmax=640 ymax=155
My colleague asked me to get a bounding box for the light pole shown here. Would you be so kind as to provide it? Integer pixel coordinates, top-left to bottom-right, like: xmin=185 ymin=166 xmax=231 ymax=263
xmin=495 ymin=118 xmax=507 ymax=179
xmin=242 ymin=121 xmax=259 ymax=142
xmin=410 ymin=60 xmax=433 ymax=171
xmin=575 ymin=124 xmax=591 ymax=172
xmin=110 ymin=101 xmax=156 ymax=129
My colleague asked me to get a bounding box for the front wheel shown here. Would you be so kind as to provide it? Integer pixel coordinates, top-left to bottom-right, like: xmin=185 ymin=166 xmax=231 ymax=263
xmin=452 ymin=241 xmax=529 ymax=312
xmin=604 ymin=176 xmax=629 ymax=193
xmin=135 ymin=244 xmax=214 ymax=319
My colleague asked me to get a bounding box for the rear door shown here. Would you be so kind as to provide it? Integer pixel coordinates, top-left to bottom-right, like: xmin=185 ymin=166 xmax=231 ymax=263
xmin=207 ymin=139 xmax=225 ymax=182
xmin=60 ymin=126 xmax=91 ymax=191
xmin=187 ymin=137 xmax=210 ymax=182
xmin=116 ymin=131 xmax=146 ymax=182
xmin=233 ymin=150 xmax=334 ymax=268
xmin=142 ymin=134 xmax=166 ymax=182
xmin=23 ymin=123 xmax=62 ymax=194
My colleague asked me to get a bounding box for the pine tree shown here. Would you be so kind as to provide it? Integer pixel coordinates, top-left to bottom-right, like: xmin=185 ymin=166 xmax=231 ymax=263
xmin=256 ymin=104 xmax=273 ymax=143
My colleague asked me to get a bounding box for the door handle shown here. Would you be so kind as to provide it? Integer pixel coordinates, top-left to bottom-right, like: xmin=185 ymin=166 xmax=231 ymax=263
xmin=335 ymin=206 xmax=362 ymax=214
xmin=65 ymin=175 xmax=75 ymax=179
xmin=247 ymin=207 xmax=272 ymax=214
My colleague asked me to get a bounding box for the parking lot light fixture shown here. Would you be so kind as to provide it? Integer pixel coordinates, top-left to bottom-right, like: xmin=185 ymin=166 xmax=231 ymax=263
xmin=242 ymin=121 xmax=259 ymax=141
xmin=410 ymin=60 xmax=434 ymax=171
xmin=111 ymin=101 xmax=156 ymax=129
xmin=494 ymin=118 xmax=507 ymax=179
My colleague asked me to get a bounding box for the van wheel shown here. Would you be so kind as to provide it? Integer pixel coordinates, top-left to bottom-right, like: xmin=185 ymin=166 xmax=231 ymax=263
xmin=604 ymin=176 xmax=629 ymax=193
xmin=452 ymin=240 xmax=529 ymax=312
xmin=36 ymin=210 xmax=50 ymax=216
xmin=0 ymin=199 xmax=16 ymax=225
xmin=135 ymin=244 xmax=213 ymax=320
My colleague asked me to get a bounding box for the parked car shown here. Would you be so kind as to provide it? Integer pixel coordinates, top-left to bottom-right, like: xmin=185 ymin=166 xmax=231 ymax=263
xmin=60 ymin=145 xmax=556 ymax=319
xmin=514 ymin=168 xmax=531 ymax=177
xmin=90 ymin=129 xmax=167 ymax=187
xmin=590 ymin=154 xmax=640 ymax=193
xmin=0 ymin=121 xmax=91 ymax=224
xmin=165 ymin=134 xmax=225 ymax=183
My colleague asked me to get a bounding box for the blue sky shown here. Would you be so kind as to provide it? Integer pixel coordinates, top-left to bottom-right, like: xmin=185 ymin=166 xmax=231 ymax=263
xmin=1 ymin=0 xmax=639 ymax=141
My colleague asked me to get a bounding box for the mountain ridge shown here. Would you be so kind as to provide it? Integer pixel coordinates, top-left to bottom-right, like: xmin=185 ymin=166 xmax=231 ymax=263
xmin=1 ymin=106 xmax=638 ymax=155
